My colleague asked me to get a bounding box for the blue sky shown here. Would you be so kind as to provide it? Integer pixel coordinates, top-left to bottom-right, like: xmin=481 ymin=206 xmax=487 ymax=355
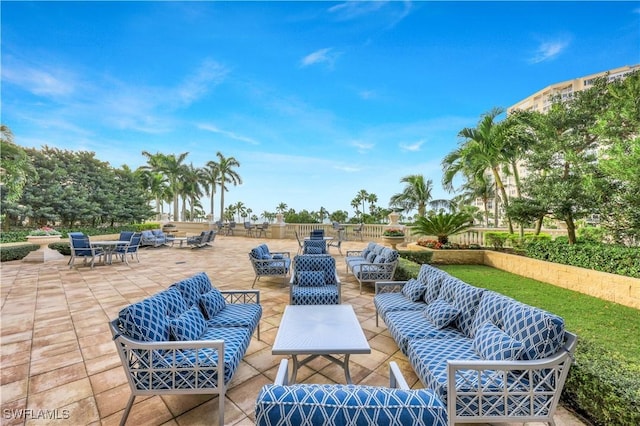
xmin=2 ymin=1 xmax=639 ymax=219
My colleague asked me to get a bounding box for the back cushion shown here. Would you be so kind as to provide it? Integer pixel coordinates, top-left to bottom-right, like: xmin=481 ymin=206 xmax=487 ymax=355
xmin=417 ymin=265 xmax=444 ymax=304
xmin=503 ymin=303 xmax=565 ymax=360
xmin=438 ymin=277 xmax=484 ymax=337
xmin=199 ymin=288 xmax=227 ymax=319
xmin=297 ymin=270 xmax=326 ymax=287
xmin=157 ymin=286 xmax=189 ymax=318
xmin=175 ymin=272 xmax=213 ymax=307
xmin=472 ymin=291 xmax=514 ymax=335
xmin=118 ymin=296 xmax=169 ymax=342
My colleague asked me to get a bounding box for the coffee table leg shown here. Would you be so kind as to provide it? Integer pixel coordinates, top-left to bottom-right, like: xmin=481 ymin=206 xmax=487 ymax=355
xmin=343 ymin=354 xmax=353 ymax=384
xmin=291 ymin=355 xmax=299 ymax=384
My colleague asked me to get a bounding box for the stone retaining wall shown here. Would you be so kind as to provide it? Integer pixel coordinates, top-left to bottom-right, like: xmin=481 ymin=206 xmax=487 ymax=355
xmin=406 ymin=243 xmax=640 ymax=309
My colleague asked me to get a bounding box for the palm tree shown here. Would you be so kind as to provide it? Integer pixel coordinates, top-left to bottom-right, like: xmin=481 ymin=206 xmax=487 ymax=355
xmin=276 ymin=203 xmax=288 ymax=214
xmin=203 ymin=161 xmax=220 ymax=220
xmin=442 ymin=108 xmax=514 ymax=233
xmin=181 ymin=164 xmax=205 ymax=221
xmin=142 ymin=151 xmax=189 ymax=222
xmin=211 ymin=152 xmax=242 ymax=221
xmin=390 ymin=174 xmax=433 ymax=217
xmin=411 ymin=212 xmax=474 ymax=244
xmin=234 ymin=201 xmax=246 ymax=222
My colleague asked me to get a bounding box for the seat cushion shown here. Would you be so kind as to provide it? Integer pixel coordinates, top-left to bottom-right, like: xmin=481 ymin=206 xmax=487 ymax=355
xmin=206 ymin=304 xmax=262 ymax=334
xmin=423 ymin=299 xmax=460 ymax=329
xmin=385 ymin=310 xmax=464 ymax=354
xmin=291 ymin=285 xmax=339 ymax=305
xmin=473 ymin=322 xmax=524 ymax=361
xmin=255 ymin=383 xmax=448 ymax=426
xmin=374 ymin=292 xmax=427 ymax=323
xmin=169 ymin=305 xmax=206 ymax=341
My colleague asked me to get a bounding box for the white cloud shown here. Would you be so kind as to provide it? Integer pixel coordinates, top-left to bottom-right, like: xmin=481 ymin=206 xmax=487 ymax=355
xmin=328 ymin=1 xmax=412 ymax=28
xmin=358 ymin=89 xmax=377 ymax=100
xmin=198 ymin=123 xmax=259 ymax=145
xmin=529 ymin=37 xmax=571 ymax=64
xmin=350 ymin=140 xmax=374 ymax=153
xmin=174 ymin=59 xmax=228 ymax=106
xmin=2 ymin=57 xmax=75 ymax=97
xmin=399 ymin=140 xmax=424 ymax=152
xmin=300 ymin=48 xmax=340 ymax=68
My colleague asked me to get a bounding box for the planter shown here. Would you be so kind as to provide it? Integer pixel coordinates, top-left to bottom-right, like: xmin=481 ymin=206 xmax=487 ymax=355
xmin=382 ymin=236 xmax=405 ymax=250
xmin=24 ymin=235 xmax=64 ymax=263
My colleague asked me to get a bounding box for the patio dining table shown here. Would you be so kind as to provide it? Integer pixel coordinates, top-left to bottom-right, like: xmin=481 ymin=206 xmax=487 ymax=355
xmin=91 ymin=240 xmax=129 ymax=265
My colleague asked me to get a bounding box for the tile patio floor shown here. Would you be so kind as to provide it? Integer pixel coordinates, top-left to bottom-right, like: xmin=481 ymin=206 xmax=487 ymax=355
xmin=0 ymin=235 xmax=586 ymax=425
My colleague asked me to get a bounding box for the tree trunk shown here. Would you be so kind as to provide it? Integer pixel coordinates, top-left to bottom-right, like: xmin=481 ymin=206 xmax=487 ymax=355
xmin=565 ymin=214 xmax=577 ymax=244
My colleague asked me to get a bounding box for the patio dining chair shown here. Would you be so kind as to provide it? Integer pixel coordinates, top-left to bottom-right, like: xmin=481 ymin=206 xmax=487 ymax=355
xmin=256 ymin=222 xmax=269 ymax=238
xmin=115 ymin=232 xmax=142 ymax=265
xmin=294 ymin=230 xmax=304 ymax=255
xmin=352 ymin=223 xmax=364 ymax=241
xmin=309 ymin=229 xmax=324 ymax=239
xmin=69 ymin=232 xmax=103 ymax=269
xmin=243 ymin=221 xmax=255 ymax=237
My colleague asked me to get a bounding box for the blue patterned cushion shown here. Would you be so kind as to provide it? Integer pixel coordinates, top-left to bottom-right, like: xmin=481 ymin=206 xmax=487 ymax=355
xmin=157 ymin=286 xmax=189 ymax=318
xmin=374 ymin=293 xmax=428 ymax=324
xmin=206 ymin=304 xmax=262 ymax=333
xmin=472 ymin=291 xmax=514 ymax=334
xmin=473 ymin=322 xmax=525 ymax=360
xmin=386 ymin=310 xmax=464 ymax=354
xmin=199 ymin=288 xmax=227 ymax=319
xmin=401 ymin=278 xmax=428 ymax=302
xmin=438 ymin=277 xmax=484 ymax=337
xmin=175 ymin=272 xmax=213 ymax=307
xmin=366 ymin=252 xmax=377 ymax=262
xmin=255 ymin=383 xmax=448 ymax=426
xmin=169 ymin=306 xmax=206 ymax=341
xmin=417 ymin=264 xmax=445 ymax=304
xmin=297 ymin=270 xmax=326 ymax=287
xmin=306 ymin=246 xmax=323 ymax=254
xmin=424 ymin=299 xmax=460 ymax=329
xmin=118 ymin=296 xmax=169 ymax=342
xmin=291 ymin=285 xmax=340 ymax=305
xmin=503 ymin=303 xmax=565 ymax=360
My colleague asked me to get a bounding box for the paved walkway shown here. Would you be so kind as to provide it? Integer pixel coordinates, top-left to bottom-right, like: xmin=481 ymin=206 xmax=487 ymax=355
xmin=0 ymin=236 xmax=586 ymax=425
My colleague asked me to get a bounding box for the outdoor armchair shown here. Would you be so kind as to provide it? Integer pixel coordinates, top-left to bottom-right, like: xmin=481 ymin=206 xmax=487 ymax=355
xmin=243 ymin=221 xmax=255 ymax=237
xmin=256 ymin=222 xmax=269 ymax=238
xmin=302 ymin=238 xmax=327 ymax=255
xmin=290 ymin=255 xmax=341 ymax=305
xmin=249 ymin=244 xmax=291 ymax=288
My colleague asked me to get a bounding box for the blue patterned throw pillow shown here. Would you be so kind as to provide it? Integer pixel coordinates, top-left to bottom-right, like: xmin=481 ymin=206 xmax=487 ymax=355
xmin=297 ymin=270 xmax=325 ymax=286
xmin=473 ymin=321 xmax=524 ymax=360
xmin=169 ymin=305 xmax=206 ymax=341
xmin=199 ymin=288 xmax=227 ymax=319
xmin=424 ymin=299 xmax=460 ymax=329
xmin=401 ymin=278 xmax=428 ymax=302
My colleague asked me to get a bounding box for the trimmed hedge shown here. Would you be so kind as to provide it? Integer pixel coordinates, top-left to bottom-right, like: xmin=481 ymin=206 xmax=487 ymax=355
xmin=526 ymin=239 xmax=640 ymax=278
xmin=564 ymin=339 xmax=640 ymax=426
xmin=0 ymin=224 xmax=161 ymax=244
xmin=0 ymin=244 xmax=39 ymax=262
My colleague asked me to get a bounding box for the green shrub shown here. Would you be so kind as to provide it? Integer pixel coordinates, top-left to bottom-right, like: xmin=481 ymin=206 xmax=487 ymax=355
xmin=563 ymin=339 xmax=640 ymax=426
xmin=398 ymin=250 xmax=433 ymax=265
xmin=0 ymin=244 xmax=39 ymax=261
xmin=393 ymin=257 xmax=421 ymax=281
xmin=484 ymin=231 xmax=510 ymax=249
xmin=526 ymin=239 xmax=640 ymax=278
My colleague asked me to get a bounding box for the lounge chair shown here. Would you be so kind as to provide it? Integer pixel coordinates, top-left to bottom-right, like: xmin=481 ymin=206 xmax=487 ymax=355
xmin=290 ymin=255 xmax=340 ymax=305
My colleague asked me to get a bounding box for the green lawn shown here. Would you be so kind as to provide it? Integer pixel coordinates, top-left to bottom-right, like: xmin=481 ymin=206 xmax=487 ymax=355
xmin=439 ymin=264 xmax=640 ymax=362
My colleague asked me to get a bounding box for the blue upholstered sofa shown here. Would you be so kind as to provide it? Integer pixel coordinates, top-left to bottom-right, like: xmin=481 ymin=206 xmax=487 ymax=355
xmin=140 ymin=229 xmax=171 ymax=247
xmin=110 ymin=272 xmax=261 ymax=426
xmin=255 ymin=359 xmax=448 ymax=426
xmin=374 ymin=264 xmax=578 ymax=425
xmin=345 ymin=242 xmax=399 ymax=293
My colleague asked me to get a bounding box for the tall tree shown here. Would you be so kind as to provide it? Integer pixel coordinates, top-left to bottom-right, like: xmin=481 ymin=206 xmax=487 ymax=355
xmin=203 ymin=161 xmax=220 ymax=220
xmin=211 ymin=152 xmax=242 ymax=221
xmin=389 ymin=174 xmax=433 ymax=217
xmin=443 ymin=108 xmax=514 ymax=232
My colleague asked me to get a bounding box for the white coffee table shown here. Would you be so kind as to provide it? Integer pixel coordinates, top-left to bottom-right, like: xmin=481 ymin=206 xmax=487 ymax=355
xmin=272 ymin=304 xmax=371 ymax=384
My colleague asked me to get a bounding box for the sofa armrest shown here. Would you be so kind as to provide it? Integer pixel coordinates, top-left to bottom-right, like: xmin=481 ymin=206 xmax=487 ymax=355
xmin=274 ymin=359 xmax=290 ymax=385
xmin=270 ymin=251 xmax=291 ymax=258
xmin=375 ymin=280 xmax=407 ymax=294
xmin=221 ymin=290 xmax=260 ymax=305
xmin=446 ymin=331 xmax=577 ymax=424
xmin=389 ymin=361 xmax=410 ymax=390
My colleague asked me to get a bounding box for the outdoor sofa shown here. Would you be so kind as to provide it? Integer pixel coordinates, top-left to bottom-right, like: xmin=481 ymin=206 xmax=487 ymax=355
xmin=255 ymin=359 xmax=448 ymax=426
xmin=139 ymin=229 xmax=171 ymax=247
xmin=109 ymin=272 xmax=261 ymax=425
xmin=374 ymin=264 xmax=578 ymax=425
xmin=345 ymin=241 xmax=399 ymax=293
